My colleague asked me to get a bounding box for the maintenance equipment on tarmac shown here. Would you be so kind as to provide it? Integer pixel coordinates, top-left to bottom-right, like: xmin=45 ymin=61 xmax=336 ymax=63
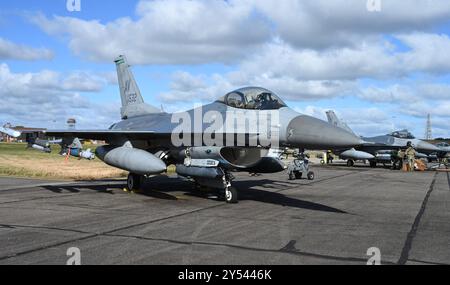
xmin=288 ymin=153 xmax=315 ymax=181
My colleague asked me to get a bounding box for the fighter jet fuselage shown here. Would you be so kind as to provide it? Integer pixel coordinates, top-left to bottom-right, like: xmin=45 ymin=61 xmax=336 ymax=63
xmin=44 ymin=55 xmax=362 ymax=203
xmin=326 ymin=111 xmax=440 ymax=167
xmin=361 ymin=133 xmax=440 ymax=156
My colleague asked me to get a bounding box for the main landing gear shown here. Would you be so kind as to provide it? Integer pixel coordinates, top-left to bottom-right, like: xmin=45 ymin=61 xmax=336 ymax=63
xmin=193 ymin=170 xmax=239 ymax=204
xmin=128 ymin=169 xmax=240 ymax=204
xmin=127 ymin=173 xmax=143 ymax=191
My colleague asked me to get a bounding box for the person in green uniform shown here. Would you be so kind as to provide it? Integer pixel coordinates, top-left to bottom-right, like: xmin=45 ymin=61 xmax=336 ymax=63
xmin=405 ymin=141 xmax=416 ymax=172
xmin=392 ymin=149 xmax=404 ymax=170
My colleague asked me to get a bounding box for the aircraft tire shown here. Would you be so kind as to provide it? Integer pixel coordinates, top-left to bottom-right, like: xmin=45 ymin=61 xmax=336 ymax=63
xmin=307 ymin=171 xmax=315 ymax=180
xmin=225 ymin=187 xmax=238 ymax=204
xmin=369 ymin=161 xmax=377 ymax=168
xmin=127 ymin=173 xmax=142 ymax=191
xmin=347 ymin=159 xmax=355 ymax=167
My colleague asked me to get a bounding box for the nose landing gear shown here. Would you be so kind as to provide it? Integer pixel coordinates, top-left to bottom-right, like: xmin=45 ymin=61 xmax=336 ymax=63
xmin=225 ymin=186 xmax=238 ymax=204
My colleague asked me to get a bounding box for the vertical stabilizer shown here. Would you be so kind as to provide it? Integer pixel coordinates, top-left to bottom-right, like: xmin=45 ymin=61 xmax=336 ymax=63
xmin=326 ymin=110 xmax=356 ymax=136
xmin=115 ymin=55 xmax=161 ymax=119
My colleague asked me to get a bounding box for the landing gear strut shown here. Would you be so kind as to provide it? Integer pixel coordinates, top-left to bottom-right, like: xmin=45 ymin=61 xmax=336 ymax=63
xmin=127 ymin=173 xmax=142 ymax=191
xmin=223 ymin=171 xmax=238 ymax=204
xmin=225 ymin=186 xmax=238 ymax=204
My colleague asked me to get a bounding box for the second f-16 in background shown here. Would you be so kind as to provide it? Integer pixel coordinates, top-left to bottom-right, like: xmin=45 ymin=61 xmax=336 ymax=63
xmin=325 ymin=111 xmax=441 ymax=168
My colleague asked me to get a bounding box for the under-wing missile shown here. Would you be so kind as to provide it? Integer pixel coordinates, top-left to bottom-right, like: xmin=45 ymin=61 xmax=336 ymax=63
xmin=28 ymin=139 xmax=52 ymax=153
xmin=0 ymin=126 xmax=21 ymax=138
xmin=34 ymin=139 xmax=51 ymax=148
xmin=415 ymin=152 xmax=428 ymax=159
xmin=175 ymin=147 xmax=269 ymax=169
xmin=27 ymin=138 xmax=52 ymax=153
xmin=176 ymin=164 xmax=224 ymax=179
xmin=95 ymin=145 xmax=166 ymax=175
xmin=339 ymin=148 xmax=374 ymax=160
xmin=375 ymin=153 xmax=391 ymax=162
xmin=31 ymin=144 xmax=51 ymax=153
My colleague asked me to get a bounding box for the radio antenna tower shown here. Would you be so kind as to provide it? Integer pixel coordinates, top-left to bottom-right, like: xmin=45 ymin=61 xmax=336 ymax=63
xmin=425 ymin=114 xmax=432 ymax=140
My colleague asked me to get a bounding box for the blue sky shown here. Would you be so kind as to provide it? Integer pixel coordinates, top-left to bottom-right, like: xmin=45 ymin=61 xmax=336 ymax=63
xmin=1 ymin=0 xmax=450 ymax=138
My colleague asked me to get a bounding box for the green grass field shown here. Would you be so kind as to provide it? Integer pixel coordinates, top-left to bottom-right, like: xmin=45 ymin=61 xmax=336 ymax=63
xmin=0 ymin=143 xmax=127 ymax=180
xmin=0 ymin=143 xmax=63 ymax=158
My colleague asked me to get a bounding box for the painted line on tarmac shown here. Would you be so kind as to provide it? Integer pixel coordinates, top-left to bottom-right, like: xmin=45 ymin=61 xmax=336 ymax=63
xmin=104 ymin=233 xmax=397 ymax=265
xmin=397 ymin=172 xmax=438 ymax=265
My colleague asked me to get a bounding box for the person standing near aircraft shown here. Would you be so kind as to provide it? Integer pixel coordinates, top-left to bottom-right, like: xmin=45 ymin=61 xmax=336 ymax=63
xmin=392 ymin=149 xmax=403 ymax=170
xmin=405 ymin=142 xmax=416 ymax=172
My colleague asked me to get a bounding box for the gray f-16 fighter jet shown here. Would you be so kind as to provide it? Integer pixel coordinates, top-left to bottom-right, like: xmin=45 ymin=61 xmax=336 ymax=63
xmin=436 ymin=142 xmax=450 ymax=152
xmin=326 ymin=111 xmax=440 ymax=167
xmin=43 ymin=55 xmax=362 ymax=203
xmin=435 ymin=142 xmax=450 ymax=159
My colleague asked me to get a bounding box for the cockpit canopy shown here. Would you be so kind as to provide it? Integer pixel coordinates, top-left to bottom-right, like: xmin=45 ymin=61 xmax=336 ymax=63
xmin=390 ymin=129 xmax=415 ymax=139
xmin=436 ymin=142 xmax=449 ymax=148
xmin=218 ymin=87 xmax=287 ymax=110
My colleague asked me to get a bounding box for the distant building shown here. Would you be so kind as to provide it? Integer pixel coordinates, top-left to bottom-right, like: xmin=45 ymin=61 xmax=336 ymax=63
xmin=5 ymin=126 xmax=47 ymax=143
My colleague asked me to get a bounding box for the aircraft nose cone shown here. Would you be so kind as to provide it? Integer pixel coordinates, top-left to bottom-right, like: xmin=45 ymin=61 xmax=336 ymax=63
xmin=286 ymin=115 xmax=363 ymax=149
xmin=416 ymin=141 xmax=440 ymax=152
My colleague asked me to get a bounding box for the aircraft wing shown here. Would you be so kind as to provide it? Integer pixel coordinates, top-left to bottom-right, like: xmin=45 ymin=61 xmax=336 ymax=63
xmin=45 ymin=130 xmax=261 ymax=144
xmin=45 ymin=130 xmax=160 ymax=141
xmin=0 ymin=126 xmax=21 ymax=138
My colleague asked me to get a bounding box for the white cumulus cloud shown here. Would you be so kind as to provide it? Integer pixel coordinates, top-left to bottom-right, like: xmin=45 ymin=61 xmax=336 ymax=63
xmin=0 ymin=37 xmax=54 ymax=61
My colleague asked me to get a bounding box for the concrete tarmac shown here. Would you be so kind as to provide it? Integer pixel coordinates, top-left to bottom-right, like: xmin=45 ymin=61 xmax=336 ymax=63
xmin=0 ymin=165 xmax=449 ymax=265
